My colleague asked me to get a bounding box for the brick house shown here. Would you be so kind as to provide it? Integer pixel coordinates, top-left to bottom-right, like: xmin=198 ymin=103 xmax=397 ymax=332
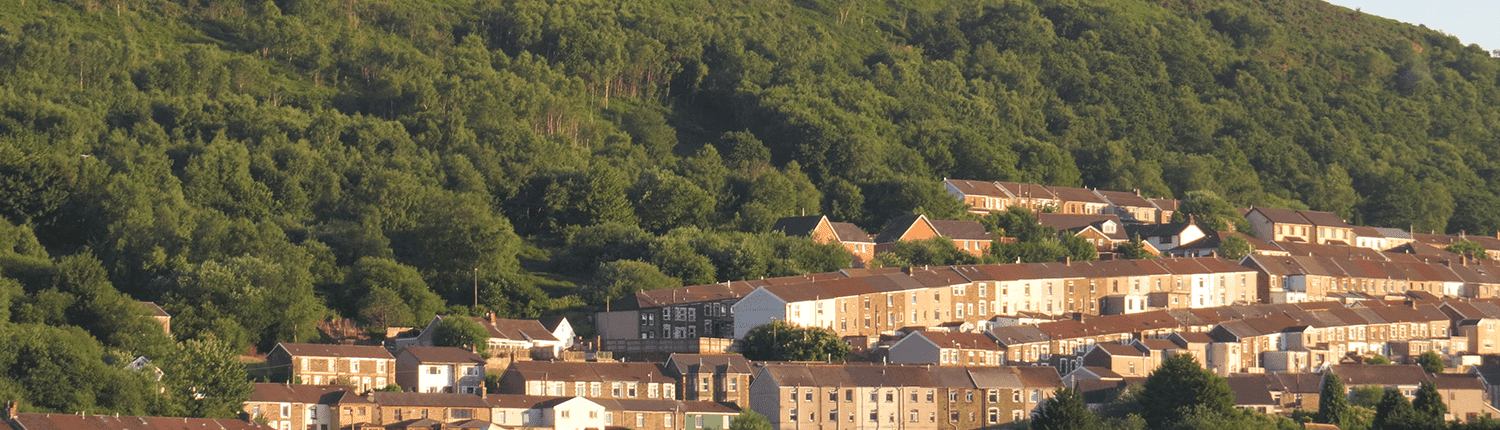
xmin=266 ymin=343 xmax=396 ymax=392
xmin=875 ymin=214 xmax=992 ymax=257
xmin=943 ymin=179 xmax=1014 ymax=215
xmin=887 ymin=331 xmax=1003 ymax=366
xmin=497 ymin=361 xmax=676 ymax=400
xmin=1093 ymin=189 xmax=1164 ymax=225
xmin=1037 ymin=214 xmax=1127 ymax=253
xmin=140 ymin=301 xmax=170 ymax=334
xmin=369 ymin=392 xmax=492 ymax=426
xmin=772 ymin=215 xmax=876 ymax=268
xmin=662 ymin=353 xmax=755 ymax=408
xmin=394 ymin=346 xmax=486 ymax=394
xmin=243 ymin=383 xmax=373 ymax=430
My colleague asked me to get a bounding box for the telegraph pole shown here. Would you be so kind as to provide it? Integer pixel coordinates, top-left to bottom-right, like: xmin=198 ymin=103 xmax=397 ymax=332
xmin=473 ymin=268 xmax=479 ymax=309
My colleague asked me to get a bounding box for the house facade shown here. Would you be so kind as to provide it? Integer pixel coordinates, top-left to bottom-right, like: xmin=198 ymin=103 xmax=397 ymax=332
xmin=265 ymin=343 xmax=396 ymax=392
xmin=394 ymin=346 xmax=486 ymax=394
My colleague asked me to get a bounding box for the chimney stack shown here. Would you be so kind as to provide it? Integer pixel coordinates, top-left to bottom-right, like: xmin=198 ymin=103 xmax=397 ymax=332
xmin=4 ymin=401 xmax=17 ymax=420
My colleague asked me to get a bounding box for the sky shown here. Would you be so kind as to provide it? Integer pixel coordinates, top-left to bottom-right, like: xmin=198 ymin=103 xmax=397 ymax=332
xmin=1322 ymin=0 xmax=1500 ymax=51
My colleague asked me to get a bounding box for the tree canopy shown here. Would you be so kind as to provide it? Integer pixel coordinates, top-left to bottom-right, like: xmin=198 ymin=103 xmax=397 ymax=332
xmin=739 ymin=321 xmax=851 ymax=362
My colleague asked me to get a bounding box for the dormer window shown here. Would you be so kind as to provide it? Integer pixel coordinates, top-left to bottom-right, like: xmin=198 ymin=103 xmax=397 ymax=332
xmin=1103 ymin=222 xmax=1116 ymax=234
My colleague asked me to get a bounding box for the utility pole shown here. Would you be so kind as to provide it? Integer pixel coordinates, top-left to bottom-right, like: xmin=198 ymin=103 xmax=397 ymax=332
xmin=473 ymin=268 xmax=479 ymax=309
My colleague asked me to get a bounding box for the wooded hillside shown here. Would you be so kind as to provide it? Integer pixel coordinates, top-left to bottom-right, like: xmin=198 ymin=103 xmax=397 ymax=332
xmin=1 ymin=0 xmax=1498 ymax=414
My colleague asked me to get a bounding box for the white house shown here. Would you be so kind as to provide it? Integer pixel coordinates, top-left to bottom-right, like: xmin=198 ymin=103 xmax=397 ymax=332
xmin=395 ymin=346 xmax=486 ymax=394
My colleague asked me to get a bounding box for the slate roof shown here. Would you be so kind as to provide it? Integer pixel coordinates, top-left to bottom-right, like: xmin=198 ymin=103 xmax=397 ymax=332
xmin=504 ymin=361 xmax=669 ymax=384
xmin=770 ymin=215 xmax=827 ymax=237
xmin=875 ymin=215 xmax=928 ymax=244
xmin=275 ymin=342 xmax=394 ymax=360
xmin=912 ymin=331 xmax=1002 ymax=351
xmin=1247 ymin=207 xmax=1311 ymax=225
xmin=663 ymin=353 xmax=755 ymax=376
xmin=1329 ymin=364 xmax=1428 ymax=387
xmin=830 ymin=222 xmax=874 ymax=243
xmin=469 ymin=316 xmax=562 ymax=343
xmin=370 ymin=392 xmax=492 ymax=408
xmin=398 ymin=346 xmax=485 ymax=364
xmin=945 ymin=179 xmax=1012 ymax=198
xmin=1094 ymin=189 xmax=1156 ymax=209
xmin=140 ymin=301 xmax=170 ymax=317
xmin=1038 ymin=214 xmax=1127 ymax=241
xmin=7 ymin=414 xmax=271 ymax=430
xmin=998 ymin=182 xmax=1059 ymax=201
xmin=1046 ymin=186 xmax=1109 ymax=204
xmin=928 ymin=220 xmax=992 ymax=241
xmin=486 ymin=394 xmax=576 ymax=409
xmin=248 ymin=383 xmax=369 ymax=404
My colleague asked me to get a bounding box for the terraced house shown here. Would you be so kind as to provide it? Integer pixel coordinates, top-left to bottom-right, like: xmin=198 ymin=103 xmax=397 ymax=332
xmin=748 ymin=363 xmax=1059 ymax=430
xmin=266 ymin=343 xmax=395 ymax=392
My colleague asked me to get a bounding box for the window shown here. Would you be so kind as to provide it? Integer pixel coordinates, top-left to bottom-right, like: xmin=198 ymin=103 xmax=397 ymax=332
xmin=886 ymin=391 xmax=894 ymax=402
xmin=927 ymin=390 xmax=935 ymax=402
xmin=637 ymin=414 xmax=645 ymax=428
xmin=606 ymin=413 xmax=613 ymax=425
xmin=613 ymin=382 xmax=622 ymax=397
xmin=949 ymin=390 xmax=958 ymax=402
xmin=665 ymin=414 xmax=672 ymax=428
xmin=869 ymin=410 xmax=878 ymax=422
xmin=830 ymin=410 xmax=838 ymax=421
xmin=988 ymin=408 xmax=999 ymax=424
xmin=282 ymin=404 xmax=290 ymax=418
xmin=1013 ymin=391 xmax=1021 ymax=402
xmin=846 ymin=389 xmax=853 ymax=402
xmin=649 ymin=383 xmax=659 ymax=399
xmin=576 ymin=382 xmax=586 ymax=396
xmin=628 ymin=383 xmax=639 ymax=397
xmin=696 ymin=415 xmax=704 ymax=428
xmin=950 ymin=410 xmax=959 ymax=422
xmin=451 ymin=409 xmax=472 ymax=419
xmin=966 ymin=391 xmax=974 ymax=402
xmin=351 ymin=360 xmax=360 ymax=372
xmin=702 ymin=377 xmax=711 ymax=392
xmin=988 ymin=390 xmax=998 ymax=402
xmin=911 ymin=390 xmax=918 ymax=402
xmin=829 ymin=391 xmax=837 ymax=402
xmin=910 ymin=410 xmax=919 ymax=422
xmin=806 ymin=391 xmax=813 ymax=402
xmin=870 ymin=391 xmax=878 ymax=402
xmin=790 ymin=389 xmax=798 ymax=402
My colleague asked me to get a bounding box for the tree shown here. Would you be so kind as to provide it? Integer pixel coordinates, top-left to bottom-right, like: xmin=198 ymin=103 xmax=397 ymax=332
xmin=1317 ymin=372 xmax=1350 ymax=425
xmin=1372 ymin=388 xmax=1424 ymax=430
xmin=1174 ymin=190 xmax=1251 ymax=233
xmin=739 ymin=321 xmax=850 ymax=362
xmin=1117 ymin=236 xmax=1156 ymax=260
xmin=159 ymin=335 xmax=252 ymax=418
xmin=1032 ymin=387 xmax=1099 ymax=430
xmin=1217 ymin=234 xmax=1252 ymax=260
xmin=1411 ymin=380 xmax=1447 ymax=425
xmin=586 ymin=260 xmax=681 ymax=306
xmin=433 ymin=316 xmax=489 ymax=357
xmin=1416 ymin=351 xmax=1445 ymax=373
xmin=729 ymin=408 xmax=772 ymax=430
xmin=1364 ymin=355 xmax=1391 ymax=365
xmin=1136 ymin=354 xmax=1233 ymax=428
xmin=1350 ymin=385 xmax=1387 ymax=408
xmin=1446 ymin=241 xmax=1489 ymax=259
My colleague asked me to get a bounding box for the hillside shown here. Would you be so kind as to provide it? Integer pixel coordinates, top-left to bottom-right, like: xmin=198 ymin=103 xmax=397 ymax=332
xmin=1 ymin=0 xmax=1499 ymax=413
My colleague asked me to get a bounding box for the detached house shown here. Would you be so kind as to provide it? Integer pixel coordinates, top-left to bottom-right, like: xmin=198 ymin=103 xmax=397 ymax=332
xmin=772 ymin=215 xmax=876 ymax=268
xmin=266 ymin=343 xmax=396 ymax=392
xmin=875 ymin=214 xmax=992 ymax=257
xmin=394 ymin=346 xmax=486 ymax=394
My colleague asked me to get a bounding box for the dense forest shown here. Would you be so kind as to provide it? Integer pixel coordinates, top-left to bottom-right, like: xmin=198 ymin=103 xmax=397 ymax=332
xmin=2 ymin=0 xmax=1500 ymax=418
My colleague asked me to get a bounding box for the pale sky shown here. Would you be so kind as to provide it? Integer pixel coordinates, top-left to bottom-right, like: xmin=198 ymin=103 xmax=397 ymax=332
xmin=1322 ymin=0 xmax=1500 ymax=51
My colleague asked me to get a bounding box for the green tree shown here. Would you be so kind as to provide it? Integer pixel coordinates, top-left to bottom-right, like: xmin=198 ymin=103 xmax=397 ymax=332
xmin=1317 ymin=372 xmax=1350 ymax=425
xmin=1364 ymin=355 xmax=1392 ymax=365
xmin=1416 ymin=351 xmax=1445 ymax=373
xmin=160 ymin=335 xmax=252 ymax=418
xmin=1217 ymin=234 xmax=1252 ymax=260
xmin=1136 ymin=354 xmax=1233 ymax=428
xmin=729 ymin=408 xmax=773 ymax=430
xmin=889 ymin=237 xmax=981 ymax=266
xmin=1372 ymin=388 xmax=1425 ymax=430
xmin=1117 ymin=236 xmax=1156 ymax=260
xmin=433 ymin=316 xmax=489 ymax=356
xmin=1350 ymin=385 xmax=1387 ymax=408
xmin=1174 ymin=190 xmax=1252 ymax=234
xmin=1032 ymin=387 xmax=1098 ymax=430
xmin=739 ymin=321 xmax=850 ymax=362
xmin=347 ymin=257 xmax=443 ymax=330
xmin=1411 ymin=380 xmax=1447 ymax=425
xmin=1446 ymin=241 xmax=1489 ymax=259
xmin=587 ymin=260 xmax=681 ymax=305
